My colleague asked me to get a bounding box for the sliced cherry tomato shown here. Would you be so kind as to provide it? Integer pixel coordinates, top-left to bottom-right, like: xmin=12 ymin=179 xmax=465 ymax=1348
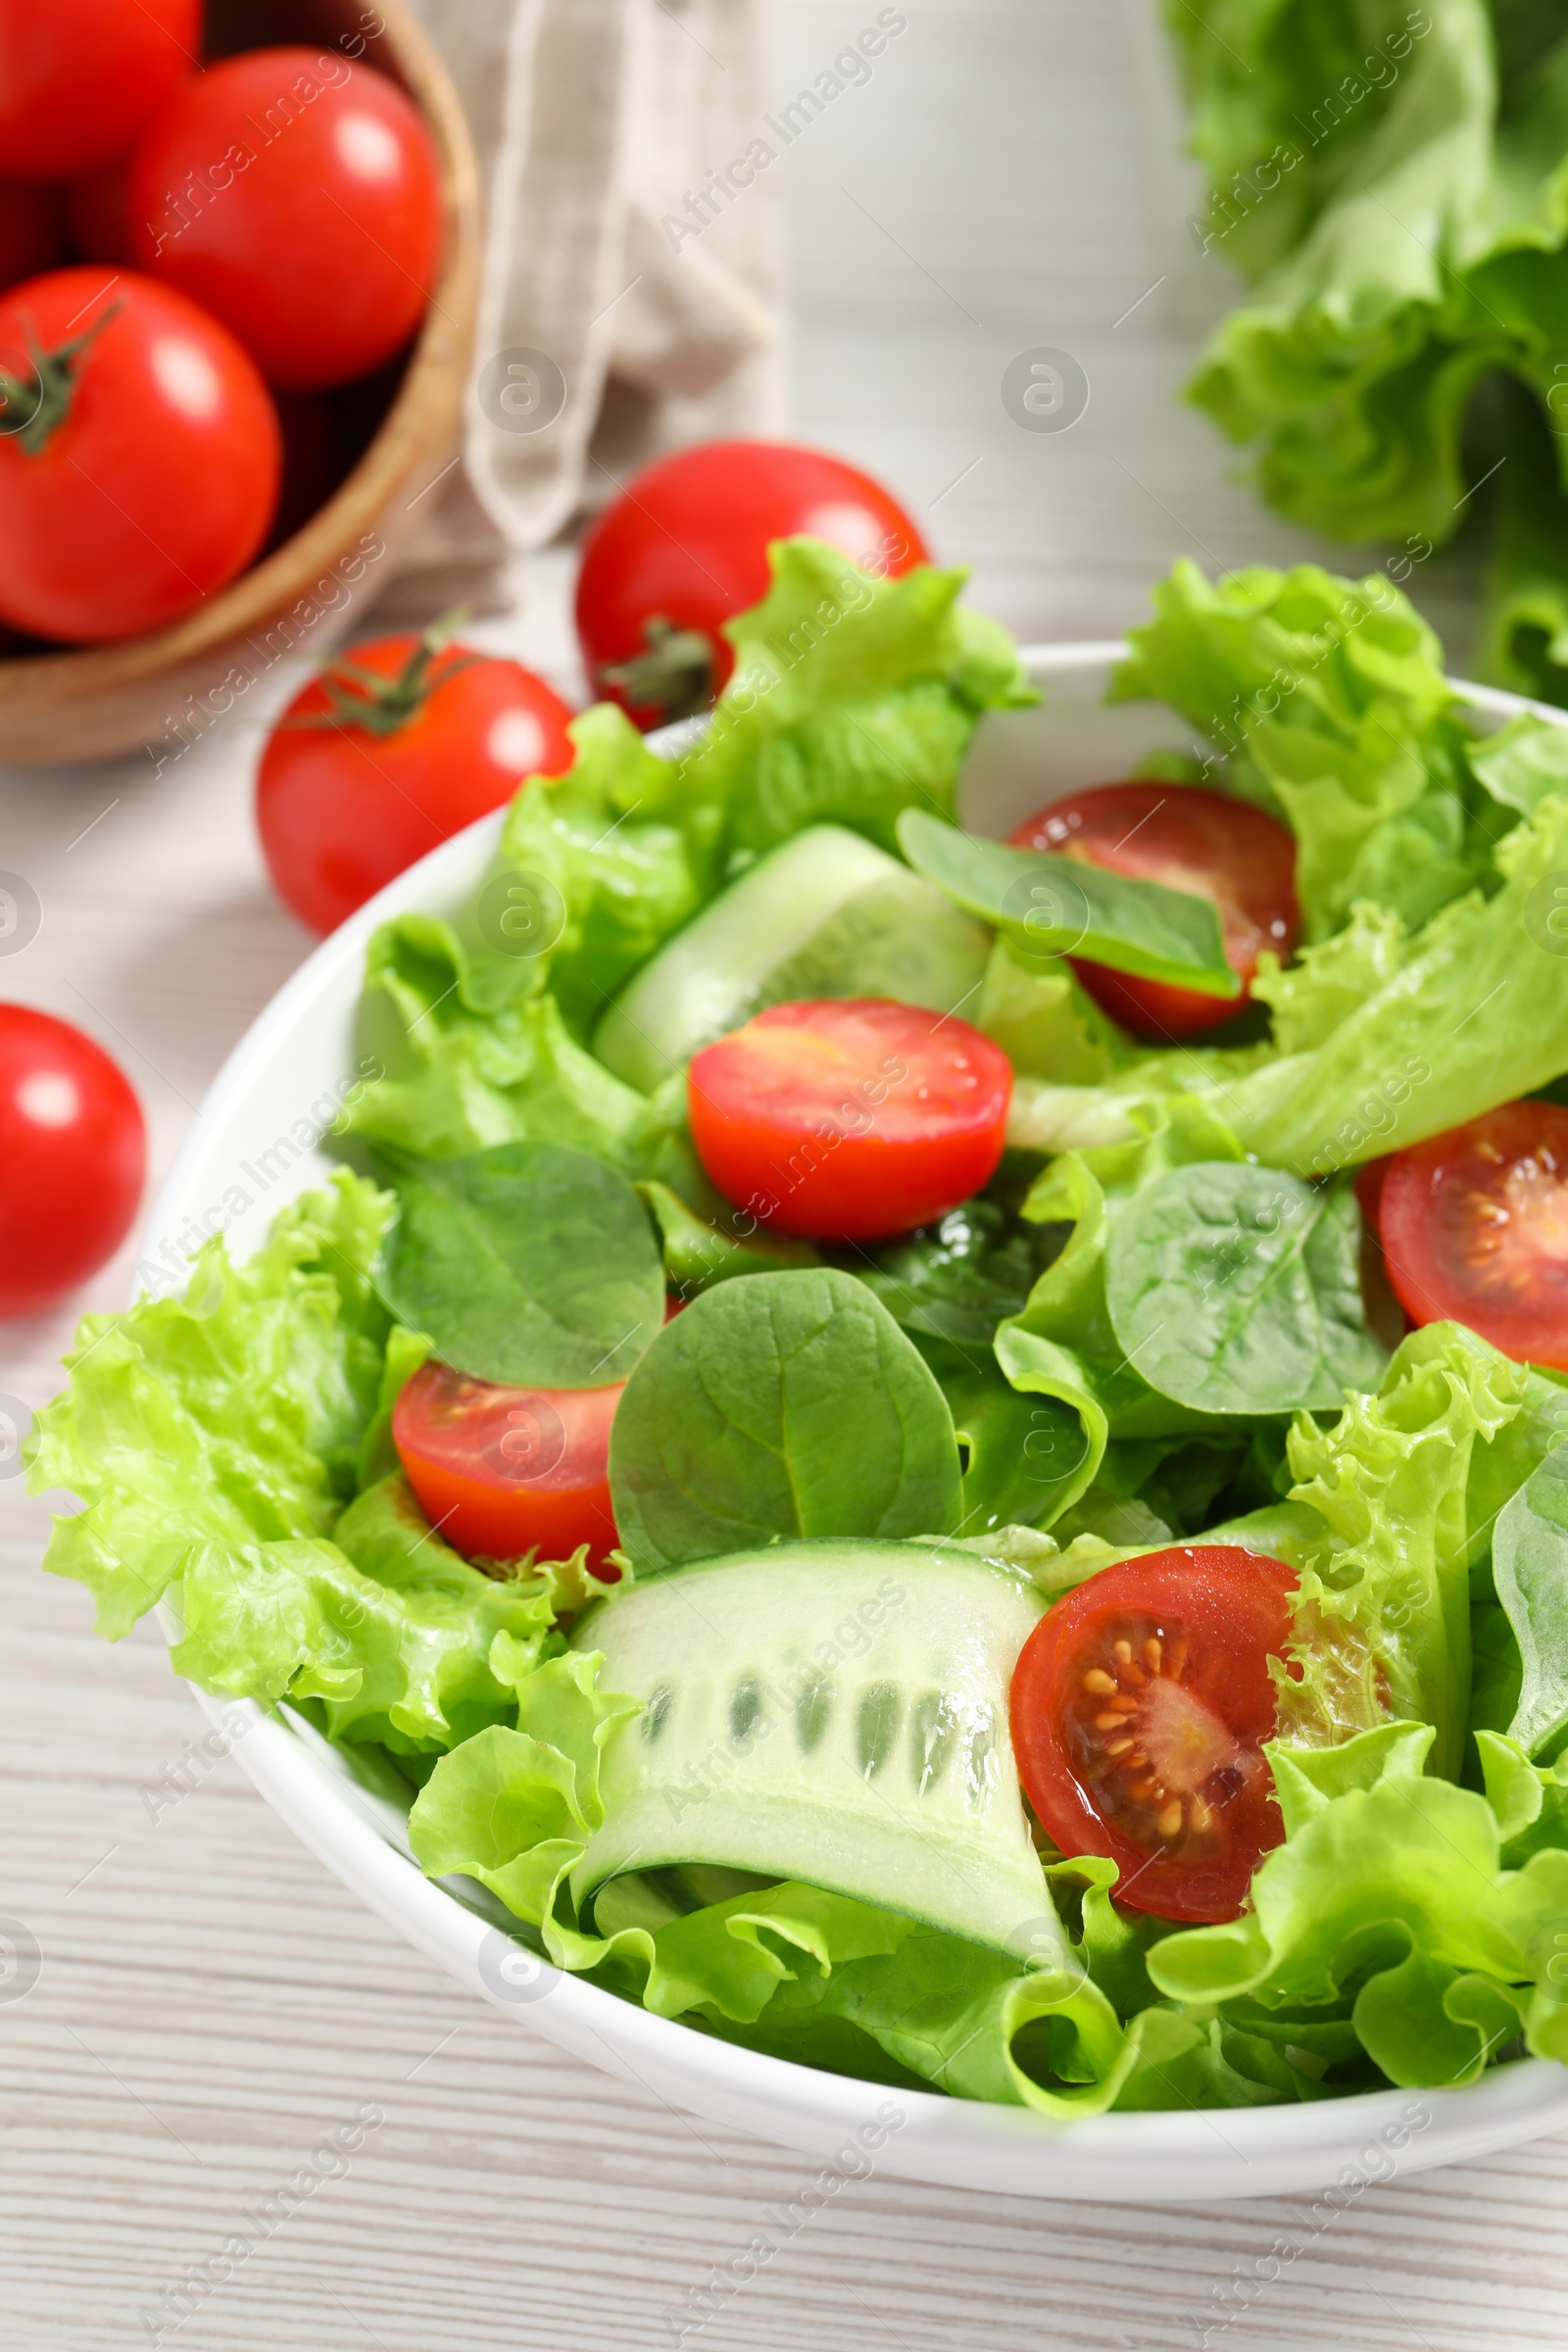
xmin=1379 ymin=1102 xmax=1568 ymax=1369
xmin=688 ymin=999 xmax=1012 ymax=1242
xmin=0 ymin=1004 xmax=145 ymax=1317
xmin=0 ymin=181 xmax=64 ymax=294
xmin=575 ymin=440 xmax=929 ymax=727
xmin=393 ymin=1359 xmax=622 ymax=1572
xmin=130 ymin=50 xmax=443 ymax=389
xmin=1010 ymin=1545 xmax=1296 ymax=1924
xmin=256 ymin=626 xmax=576 ymax=935
xmin=0 ymin=0 xmax=197 ymax=180
xmin=0 ymin=269 xmax=279 ymax=643
xmin=1008 ymin=783 xmax=1298 ymax=1040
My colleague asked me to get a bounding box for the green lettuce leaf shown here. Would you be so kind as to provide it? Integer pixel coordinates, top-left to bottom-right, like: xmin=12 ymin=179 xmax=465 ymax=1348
xmin=1109 ymin=560 xmax=1490 ymax=940
xmin=343 ymin=539 xmax=1034 ymax=1151
xmin=1149 ymin=1720 xmax=1568 ymax=2086
xmin=1164 ymin=0 xmax=1568 ymax=701
xmin=1493 ymin=1440 xmax=1568 ymax=1760
xmin=681 ymin=536 xmax=1036 ymax=860
xmin=25 ymin=1175 xmax=563 ymax=1747
xmin=27 ymin=1172 xmax=394 ymax=1638
xmin=176 ymin=1474 xmax=556 ymax=1751
xmin=1275 ymin=1323 xmax=1529 ymax=1778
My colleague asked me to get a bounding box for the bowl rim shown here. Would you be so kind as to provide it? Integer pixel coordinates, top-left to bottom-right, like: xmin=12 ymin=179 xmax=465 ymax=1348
xmin=0 ymin=0 xmax=481 ymax=700
xmin=144 ymin=642 xmax=1568 ymax=2199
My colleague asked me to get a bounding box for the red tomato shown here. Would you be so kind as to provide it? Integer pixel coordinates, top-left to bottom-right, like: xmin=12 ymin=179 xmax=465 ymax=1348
xmin=1008 ymin=783 xmax=1298 ymax=1040
xmin=1379 ymin=1102 xmax=1568 ymax=1369
xmin=688 ymin=999 xmax=1012 ymax=1242
xmin=0 ymin=180 xmax=64 ymax=293
xmin=1011 ymin=1545 xmax=1297 ymax=1924
xmin=0 ymin=0 xmax=197 ymax=180
xmin=64 ymin=161 xmax=134 ymax=266
xmin=256 ymin=629 xmax=576 ymax=935
xmin=0 ymin=269 xmax=279 ymax=643
xmin=575 ymin=440 xmax=930 ymax=726
xmin=129 ymin=50 xmax=443 ymax=390
xmin=394 ymin=1359 xmax=622 ymax=1572
xmin=0 ymin=1005 xmax=145 ymax=1317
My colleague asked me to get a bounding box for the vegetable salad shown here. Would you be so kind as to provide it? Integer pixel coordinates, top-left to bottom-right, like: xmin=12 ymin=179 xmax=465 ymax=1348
xmin=31 ymin=539 xmax=1568 ymax=2117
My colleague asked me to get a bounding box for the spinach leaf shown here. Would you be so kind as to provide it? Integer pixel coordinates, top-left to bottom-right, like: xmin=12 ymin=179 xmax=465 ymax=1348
xmin=372 ymin=1141 xmax=664 ymax=1389
xmin=896 ymin=809 xmax=1238 ymax=999
xmin=1494 ymin=1443 xmax=1568 ymax=1762
xmin=608 ymin=1267 xmax=963 ymax=1572
xmin=842 ymin=1199 xmax=1040 ymax=1346
xmin=1103 ymin=1162 xmax=1387 ymax=1415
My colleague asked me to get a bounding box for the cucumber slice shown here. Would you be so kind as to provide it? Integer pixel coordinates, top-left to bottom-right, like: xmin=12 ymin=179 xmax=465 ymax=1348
xmin=568 ymin=1539 xmax=1059 ymax=1958
xmin=593 ymin=826 xmax=993 ymax=1095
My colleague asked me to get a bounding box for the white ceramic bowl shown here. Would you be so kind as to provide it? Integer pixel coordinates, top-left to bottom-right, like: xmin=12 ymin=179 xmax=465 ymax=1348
xmin=150 ymin=646 xmax=1568 ymax=2201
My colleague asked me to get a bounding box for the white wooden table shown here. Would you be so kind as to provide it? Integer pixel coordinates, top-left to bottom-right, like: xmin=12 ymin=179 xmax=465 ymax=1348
xmin=0 ymin=5 xmax=1550 ymax=2345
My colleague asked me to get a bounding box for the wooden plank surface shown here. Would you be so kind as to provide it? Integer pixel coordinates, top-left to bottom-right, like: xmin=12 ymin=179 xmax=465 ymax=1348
xmin=0 ymin=5 xmax=1555 ymax=2346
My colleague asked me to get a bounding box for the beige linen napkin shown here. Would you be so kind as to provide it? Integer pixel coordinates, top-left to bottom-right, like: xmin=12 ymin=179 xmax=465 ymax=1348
xmin=393 ymin=0 xmax=785 ymax=598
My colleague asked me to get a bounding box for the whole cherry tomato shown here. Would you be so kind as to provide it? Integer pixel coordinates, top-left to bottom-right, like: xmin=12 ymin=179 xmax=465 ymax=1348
xmin=575 ymin=439 xmax=930 ymax=726
xmin=393 ymin=1359 xmax=623 ymax=1572
xmin=0 ymin=181 xmax=64 ymax=294
xmin=0 ymin=269 xmax=280 ymax=643
xmin=1009 ymin=783 xmax=1299 ymax=1040
xmin=0 ymin=0 xmax=197 ymax=180
xmin=130 ymin=49 xmax=443 ymax=389
xmin=1379 ymin=1101 xmax=1568 ymax=1370
xmin=688 ymin=999 xmax=1012 ymax=1241
xmin=0 ymin=1004 xmax=145 ymax=1318
xmin=1011 ymin=1545 xmax=1298 ymax=1924
xmin=256 ymin=626 xmax=577 ymax=934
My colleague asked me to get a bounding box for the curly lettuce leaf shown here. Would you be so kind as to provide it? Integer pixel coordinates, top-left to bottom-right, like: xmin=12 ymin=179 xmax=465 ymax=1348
xmin=175 ymin=1475 xmax=555 ymax=1751
xmin=1109 ymin=560 xmax=1490 ymax=940
xmin=25 ymin=1176 xmax=561 ymax=1747
xmin=1275 ymin=1323 xmax=1529 ymax=1779
xmin=1165 ymin=0 xmax=1568 ymax=700
xmin=1149 ymin=1721 xmax=1568 ymax=2086
xmin=26 ymin=1172 xmax=394 ymax=1638
xmin=343 ymin=540 xmax=1034 ymax=1150
xmin=682 ymin=536 xmax=1036 ymax=861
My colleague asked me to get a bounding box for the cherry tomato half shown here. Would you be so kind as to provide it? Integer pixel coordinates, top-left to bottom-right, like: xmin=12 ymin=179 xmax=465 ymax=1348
xmin=0 ymin=1004 xmax=145 ymax=1318
xmin=393 ymin=1359 xmax=622 ymax=1572
xmin=130 ymin=49 xmax=443 ymax=389
xmin=1010 ymin=1545 xmax=1297 ymax=1924
xmin=0 ymin=0 xmax=197 ymax=180
xmin=256 ymin=629 xmax=576 ymax=935
xmin=1009 ymin=783 xmax=1298 ymax=1040
xmin=1379 ymin=1102 xmax=1568 ymax=1369
xmin=0 ymin=269 xmax=279 ymax=644
xmin=0 ymin=180 xmax=64 ymax=295
xmin=688 ymin=999 xmax=1012 ymax=1242
xmin=575 ymin=440 xmax=929 ymax=726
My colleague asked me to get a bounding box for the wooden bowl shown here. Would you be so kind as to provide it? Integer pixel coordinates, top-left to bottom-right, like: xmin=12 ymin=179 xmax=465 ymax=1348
xmin=0 ymin=0 xmax=481 ymax=768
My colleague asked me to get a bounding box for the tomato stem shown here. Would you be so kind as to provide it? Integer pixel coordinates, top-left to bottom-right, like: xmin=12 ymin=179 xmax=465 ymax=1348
xmin=284 ymin=609 xmax=482 ymax=737
xmin=599 ymin=614 xmax=715 ymax=723
xmin=0 ymin=302 xmax=122 ymax=459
